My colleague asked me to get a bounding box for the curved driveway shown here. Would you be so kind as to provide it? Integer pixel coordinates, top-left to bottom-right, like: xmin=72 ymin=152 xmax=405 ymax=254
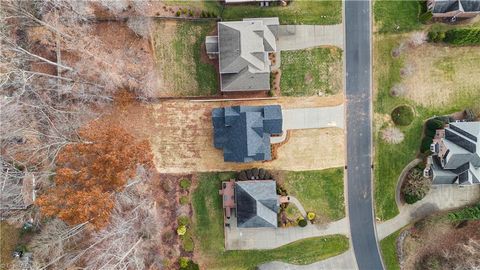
xmin=345 ymin=1 xmax=384 ymax=270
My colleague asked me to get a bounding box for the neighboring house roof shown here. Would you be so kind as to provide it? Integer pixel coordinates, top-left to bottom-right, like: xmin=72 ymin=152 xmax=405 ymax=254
xmin=430 ymin=121 xmax=480 ymax=185
xmin=430 ymin=0 xmax=480 ymax=13
xmin=212 ymin=105 xmax=282 ymax=163
xmin=235 ymin=180 xmax=279 ymax=228
xmin=206 ymin=18 xmax=279 ymax=92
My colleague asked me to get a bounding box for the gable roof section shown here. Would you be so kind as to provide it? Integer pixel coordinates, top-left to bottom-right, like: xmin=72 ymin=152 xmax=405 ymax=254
xmin=431 ymin=121 xmax=480 ymax=185
xmin=235 ymin=180 xmax=279 ymax=228
xmin=212 ymin=105 xmax=283 ymax=163
xmin=431 ymin=0 xmax=480 ymax=13
xmin=217 ymin=18 xmax=278 ymax=92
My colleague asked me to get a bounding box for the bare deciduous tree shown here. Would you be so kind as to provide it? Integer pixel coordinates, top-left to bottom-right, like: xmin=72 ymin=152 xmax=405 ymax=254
xmin=127 ymin=16 xmax=153 ymax=39
xmin=83 ymin=187 xmax=162 ymax=270
xmin=381 ymin=127 xmax=405 ymax=144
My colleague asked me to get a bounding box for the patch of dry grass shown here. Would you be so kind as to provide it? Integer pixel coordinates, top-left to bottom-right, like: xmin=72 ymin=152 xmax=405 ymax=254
xmin=402 ymin=45 xmax=480 ymax=107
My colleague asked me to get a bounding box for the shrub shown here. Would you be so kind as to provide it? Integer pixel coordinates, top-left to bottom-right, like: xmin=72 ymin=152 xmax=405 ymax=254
xmin=182 ymin=8 xmax=188 ymax=14
xmin=424 ymin=128 xmax=436 ymax=138
xmin=178 ymin=216 xmax=190 ymax=226
xmin=426 ymin=119 xmax=444 ymax=131
xmin=391 ymin=105 xmax=414 ymax=126
xmin=200 ymin=11 xmax=206 ymax=18
xmin=188 ymin=10 xmax=193 ymax=17
xmin=448 ymin=203 xmax=480 ymax=221
xmin=180 ymin=260 xmax=200 ymax=270
xmin=444 ymin=28 xmax=480 ymax=45
xmin=420 ymin=136 xmax=433 ymax=153
xmin=177 ymin=225 xmax=187 ymax=236
xmin=179 ymin=257 xmax=189 ymax=268
xmin=419 ymin=11 xmax=433 ymax=23
xmin=402 ymin=168 xmax=431 ymax=204
xmin=176 ymin=10 xmax=181 ymax=17
xmin=428 ymin=31 xmax=445 ymax=42
xmin=179 ymin=196 xmax=189 ymax=205
xmin=307 ymin=212 xmax=316 ymax=221
xmin=298 ymin=218 xmax=308 ymax=227
xmin=181 ymin=235 xmax=194 ymax=252
xmin=180 ymin=179 xmax=191 ymax=190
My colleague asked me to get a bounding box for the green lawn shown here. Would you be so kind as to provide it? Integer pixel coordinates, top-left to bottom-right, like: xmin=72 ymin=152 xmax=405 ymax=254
xmin=380 ymin=229 xmax=401 ymax=270
xmin=280 ymin=47 xmax=343 ymax=96
xmin=192 ymin=172 xmax=349 ymax=270
xmin=0 ymin=222 xmax=20 ymax=269
xmin=282 ymin=168 xmax=345 ymax=221
xmin=154 ymin=20 xmax=218 ymax=96
xmin=222 ymin=1 xmax=342 ymax=25
xmin=373 ymin=0 xmax=422 ymax=33
xmin=373 ymin=34 xmax=480 ymax=220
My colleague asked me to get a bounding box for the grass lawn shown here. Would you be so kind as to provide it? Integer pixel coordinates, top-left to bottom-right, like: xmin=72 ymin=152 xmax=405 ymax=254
xmin=162 ymin=0 xmax=221 ymax=14
xmin=192 ymin=172 xmax=349 ymax=269
xmin=153 ymin=20 xmax=217 ymax=96
xmin=373 ymin=0 xmax=422 ymax=33
xmin=222 ymin=1 xmax=342 ymax=25
xmin=281 ymin=168 xmax=345 ymax=222
xmin=373 ymin=34 xmax=480 ymax=220
xmin=380 ymin=229 xmax=401 ymax=270
xmin=0 ymin=222 xmax=20 ymax=269
xmin=280 ymin=47 xmax=343 ymax=96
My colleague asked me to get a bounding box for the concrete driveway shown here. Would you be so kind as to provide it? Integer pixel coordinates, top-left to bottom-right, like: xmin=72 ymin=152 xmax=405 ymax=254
xmin=225 ymin=217 xmax=349 ymax=250
xmin=278 ymin=24 xmax=344 ymax=51
xmin=271 ymin=105 xmax=344 ymax=144
xmin=258 ymin=248 xmax=358 ymax=270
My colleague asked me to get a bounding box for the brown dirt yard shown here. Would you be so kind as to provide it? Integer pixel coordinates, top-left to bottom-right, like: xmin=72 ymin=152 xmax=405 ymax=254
xmin=107 ymin=94 xmax=345 ymax=173
xmin=402 ymin=44 xmax=480 ymax=107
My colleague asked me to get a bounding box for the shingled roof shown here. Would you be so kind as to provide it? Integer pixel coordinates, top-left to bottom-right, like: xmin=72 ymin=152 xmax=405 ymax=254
xmin=429 ymin=121 xmax=480 ymax=185
xmin=235 ymin=180 xmax=279 ymax=228
xmin=430 ymin=0 xmax=480 ymax=13
xmin=212 ymin=105 xmax=282 ymax=163
xmin=206 ymin=18 xmax=279 ymax=92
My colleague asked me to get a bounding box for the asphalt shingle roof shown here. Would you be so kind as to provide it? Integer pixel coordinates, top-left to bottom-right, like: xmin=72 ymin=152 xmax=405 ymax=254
xmin=235 ymin=180 xmax=279 ymax=228
xmin=215 ymin=18 xmax=279 ymax=92
xmin=212 ymin=105 xmax=282 ymax=163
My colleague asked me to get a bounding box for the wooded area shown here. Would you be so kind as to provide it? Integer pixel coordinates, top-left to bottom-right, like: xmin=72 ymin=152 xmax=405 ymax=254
xmin=1 ymin=1 xmax=165 ymax=268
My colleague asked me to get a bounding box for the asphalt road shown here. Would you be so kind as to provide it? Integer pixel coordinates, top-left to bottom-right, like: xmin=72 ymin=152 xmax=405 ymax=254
xmin=345 ymin=1 xmax=385 ymax=270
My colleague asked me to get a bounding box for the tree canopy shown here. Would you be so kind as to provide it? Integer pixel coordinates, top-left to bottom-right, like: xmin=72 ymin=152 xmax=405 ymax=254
xmin=37 ymin=121 xmax=153 ymax=229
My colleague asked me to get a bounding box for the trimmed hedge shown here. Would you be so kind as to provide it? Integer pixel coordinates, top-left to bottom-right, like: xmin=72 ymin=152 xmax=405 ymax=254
xmin=428 ymin=28 xmax=480 ymax=45
xmin=391 ymin=105 xmax=415 ymax=126
xmin=448 ymin=203 xmax=480 ymax=221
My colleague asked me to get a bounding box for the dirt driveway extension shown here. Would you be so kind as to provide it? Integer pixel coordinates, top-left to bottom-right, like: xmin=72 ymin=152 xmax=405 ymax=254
xmin=148 ymin=95 xmax=345 ymax=173
xmin=277 ymin=24 xmax=344 ymax=51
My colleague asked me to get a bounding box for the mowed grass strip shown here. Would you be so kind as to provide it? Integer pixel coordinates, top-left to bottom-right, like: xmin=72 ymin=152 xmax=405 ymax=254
xmin=380 ymin=229 xmax=401 ymax=270
xmin=281 ymin=168 xmax=345 ymax=221
xmin=373 ymin=0 xmax=422 ymax=33
xmin=154 ymin=20 xmax=217 ymax=96
xmin=280 ymin=47 xmax=343 ymax=97
xmin=192 ymin=172 xmax=349 ymax=270
xmin=222 ymin=0 xmax=342 ymax=25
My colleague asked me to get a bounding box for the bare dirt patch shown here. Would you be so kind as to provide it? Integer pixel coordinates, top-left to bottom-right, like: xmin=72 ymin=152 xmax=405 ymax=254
xmin=102 ymin=94 xmax=345 ymax=173
xmin=402 ymin=44 xmax=480 ymax=107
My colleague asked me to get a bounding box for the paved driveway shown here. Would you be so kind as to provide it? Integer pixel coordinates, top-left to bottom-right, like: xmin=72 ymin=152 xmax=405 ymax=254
xmin=258 ymin=248 xmax=358 ymax=270
xmin=271 ymin=105 xmax=344 ymax=144
xmin=225 ymin=217 xmax=348 ymax=250
xmin=283 ymin=104 xmax=344 ymax=130
xmin=377 ymin=184 xmax=480 ymax=240
xmin=278 ymin=24 xmax=344 ymax=51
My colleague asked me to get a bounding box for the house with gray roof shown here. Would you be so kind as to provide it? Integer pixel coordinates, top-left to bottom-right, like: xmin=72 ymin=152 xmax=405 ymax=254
xmin=220 ymin=179 xmax=280 ymax=228
xmin=235 ymin=180 xmax=279 ymax=228
xmin=426 ymin=121 xmax=480 ymax=185
xmin=427 ymin=0 xmax=480 ymax=18
xmin=212 ymin=105 xmax=282 ymax=163
xmin=206 ymin=18 xmax=279 ymax=92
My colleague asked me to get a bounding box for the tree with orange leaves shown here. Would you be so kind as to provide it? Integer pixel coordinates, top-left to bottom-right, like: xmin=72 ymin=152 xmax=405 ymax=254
xmin=36 ymin=121 xmax=153 ymax=229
